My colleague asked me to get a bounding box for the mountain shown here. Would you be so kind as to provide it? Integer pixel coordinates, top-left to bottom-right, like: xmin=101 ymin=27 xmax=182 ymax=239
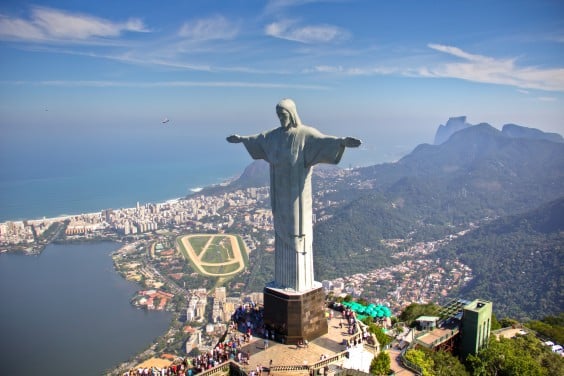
xmin=437 ymin=198 xmax=564 ymax=320
xmin=218 ymin=120 xmax=563 ymax=319
xmin=228 ymin=160 xmax=270 ymax=189
xmin=312 ymin=124 xmax=564 ymax=319
xmin=317 ymin=123 xmax=564 ymax=247
xmin=433 ymin=116 xmax=472 ymax=145
xmin=502 ymin=123 xmax=564 ymax=143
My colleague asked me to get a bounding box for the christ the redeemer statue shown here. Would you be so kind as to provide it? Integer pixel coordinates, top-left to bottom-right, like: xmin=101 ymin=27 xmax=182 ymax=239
xmin=227 ymin=98 xmax=361 ymax=292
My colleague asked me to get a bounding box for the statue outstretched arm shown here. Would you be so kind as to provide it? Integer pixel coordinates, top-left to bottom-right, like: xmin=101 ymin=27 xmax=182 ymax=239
xmin=343 ymin=137 xmax=361 ymax=148
xmin=227 ymin=134 xmax=246 ymax=143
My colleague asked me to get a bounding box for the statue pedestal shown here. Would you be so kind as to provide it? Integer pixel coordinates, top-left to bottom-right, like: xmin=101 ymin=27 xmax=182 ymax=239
xmin=263 ymin=284 xmax=328 ymax=345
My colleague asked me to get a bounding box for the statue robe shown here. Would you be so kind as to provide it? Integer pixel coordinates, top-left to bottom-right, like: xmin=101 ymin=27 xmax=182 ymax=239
xmin=242 ymin=125 xmax=345 ymax=292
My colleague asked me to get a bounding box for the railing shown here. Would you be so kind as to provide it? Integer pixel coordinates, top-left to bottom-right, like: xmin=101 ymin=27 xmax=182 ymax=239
xmin=398 ymin=349 xmax=422 ymax=376
xmin=414 ymin=327 xmax=459 ymax=349
xmin=362 ymin=342 xmax=378 ymax=353
xmin=270 ymin=364 xmax=310 ymax=372
xmin=333 ymin=368 xmax=371 ymax=376
xmin=195 ymin=360 xmax=252 ymax=376
xmin=310 ymin=350 xmax=349 ymax=370
xmin=269 ymin=349 xmax=350 ymax=373
xmin=197 ymin=362 xmax=233 ymax=376
xmin=193 ymin=349 xmax=352 ymax=376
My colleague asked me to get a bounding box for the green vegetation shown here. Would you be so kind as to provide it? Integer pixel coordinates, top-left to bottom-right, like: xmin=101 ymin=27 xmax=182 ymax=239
xmin=399 ymin=303 xmax=440 ymax=327
xmin=367 ymin=324 xmax=392 ymax=348
xmin=525 ymin=314 xmax=564 ymax=344
xmin=235 ymin=234 xmax=250 ymax=265
xmin=428 ymin=351 xmax=469 ymax=376
xmin=466 ymin=334 xmax=563 ymax=376
xmin=177 ymin=234 xmax=246 ymax=285
xmin=201 ymin=263 xmax=240 ymax=275
xmin=405 ymin=349 xmax=469 ymax=376
xmin=490 ymin=313 xmax=502 ymax=331
xmin=437 ymin=198 xmax=563 ymax=320
xmin=37 ymin=221 xmax=65 ymax=242
xmin=188 ymin=236 xmax=209 ymax=256
xmin=176 ymin=237 xmax=199 ymax=273
xmin=404 ymin=349 xmax=434 ymax=376
xmin=369 ymin=351 xmax=390 ymax=375
xmin=200 ymin=237 xmax=231 ymax=263
xmin=310 ymin=126 xmax=564 ymax=319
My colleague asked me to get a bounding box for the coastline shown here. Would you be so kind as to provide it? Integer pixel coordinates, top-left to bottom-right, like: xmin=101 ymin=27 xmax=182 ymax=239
xmin=0 ymin=242 xmax=173 ymax=376
xmin=1 ymin=172 xmax=240 ymax=224
xmin=0 ymin=159 xmax=244 ymax=223
xmin=0 ymin=169 xmax=251 ymax=372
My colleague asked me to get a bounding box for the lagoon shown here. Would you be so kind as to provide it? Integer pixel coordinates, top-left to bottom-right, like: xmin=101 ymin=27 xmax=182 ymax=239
xmin=0 ymin=242 xmax=172 ymax=376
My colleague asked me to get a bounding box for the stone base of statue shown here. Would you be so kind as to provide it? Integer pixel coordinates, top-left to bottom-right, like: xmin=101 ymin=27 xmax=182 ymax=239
xmin=263 ymin=282 xmax=328 ymax=345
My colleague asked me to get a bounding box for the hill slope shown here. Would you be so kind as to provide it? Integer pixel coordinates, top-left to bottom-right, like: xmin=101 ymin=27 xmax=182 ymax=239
xmin=436 ymin=198 xmax=564 ymax=320
xmin=314 ymin=124 xmax=564 ymax=277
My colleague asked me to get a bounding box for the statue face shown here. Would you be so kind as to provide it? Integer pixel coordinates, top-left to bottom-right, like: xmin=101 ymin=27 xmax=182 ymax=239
xmin=277 ymin=107 xmax=292 ymax=129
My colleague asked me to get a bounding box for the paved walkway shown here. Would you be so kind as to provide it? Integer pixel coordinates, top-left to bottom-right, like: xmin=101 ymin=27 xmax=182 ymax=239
xmin=388 ymin=349 xmax=416 ymax=376
xmin=238 ymin=315 xmax=369 ymax=375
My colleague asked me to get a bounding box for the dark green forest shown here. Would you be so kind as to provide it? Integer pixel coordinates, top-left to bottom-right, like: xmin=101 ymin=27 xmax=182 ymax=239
xmin=436 ymin=199 xmax=563 ymax=320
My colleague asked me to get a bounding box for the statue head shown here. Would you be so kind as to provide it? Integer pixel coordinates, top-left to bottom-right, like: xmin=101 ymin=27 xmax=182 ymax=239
xmin=276 ymin=98 xmax=302 ymax=129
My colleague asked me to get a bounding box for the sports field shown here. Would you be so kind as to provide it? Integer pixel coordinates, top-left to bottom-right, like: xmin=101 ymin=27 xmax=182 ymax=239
xmin=176 ymin=234 xmax=247 ymax=277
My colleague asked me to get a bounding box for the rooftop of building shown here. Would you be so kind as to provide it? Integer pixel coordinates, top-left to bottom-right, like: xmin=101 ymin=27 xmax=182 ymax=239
xmin=416 ymin=327 xmax=458 ymax=347
xmin=463 ymin=300 xmax=492 ymax=312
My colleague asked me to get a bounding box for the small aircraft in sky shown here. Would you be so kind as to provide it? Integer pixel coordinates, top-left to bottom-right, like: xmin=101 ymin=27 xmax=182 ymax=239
xmin=161 ymin=117 xmax=170 ymax=124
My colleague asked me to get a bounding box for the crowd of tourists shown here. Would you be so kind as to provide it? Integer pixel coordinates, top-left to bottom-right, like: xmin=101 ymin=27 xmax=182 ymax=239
xmin=123 ymin=303 xmax=372 ymax=376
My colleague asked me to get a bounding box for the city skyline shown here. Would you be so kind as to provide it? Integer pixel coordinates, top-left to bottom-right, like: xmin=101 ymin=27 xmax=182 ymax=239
xmin=1 ymin=0 xmax=563 ymax=209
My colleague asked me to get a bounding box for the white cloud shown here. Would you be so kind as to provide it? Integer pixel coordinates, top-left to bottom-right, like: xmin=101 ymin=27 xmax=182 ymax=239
xmin=0 ymin=6 xmax=148 ymax=42
xmin=425 ymin=43 xmax=564 ymax=92
xmin=537 ymin=96 xmax=557 ymax=101
xmin=1 ymin=79 xmax=328 ymax=90
xmin=308 ymin=64 xmax=398 ymax=75
xmin=178 ymin=15 xmax=239 ymax=41
xmin=265 ymin=19 xmax=348 ymax=43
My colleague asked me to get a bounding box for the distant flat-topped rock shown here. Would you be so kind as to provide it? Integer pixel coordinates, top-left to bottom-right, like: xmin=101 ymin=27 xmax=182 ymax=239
xmin=434 ymin=116 xmax=472 ymax=145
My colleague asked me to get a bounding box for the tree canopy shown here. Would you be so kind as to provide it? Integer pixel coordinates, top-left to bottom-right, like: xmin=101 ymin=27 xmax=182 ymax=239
xmin=369 ymin=351 xmax=391 ymax=376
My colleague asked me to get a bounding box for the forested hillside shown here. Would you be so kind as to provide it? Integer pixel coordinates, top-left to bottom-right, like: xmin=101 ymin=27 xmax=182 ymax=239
xmin=314 ymin=125 xmax=564 ymax=280
xmin=436 ymin=198 xmax=563 ymax=320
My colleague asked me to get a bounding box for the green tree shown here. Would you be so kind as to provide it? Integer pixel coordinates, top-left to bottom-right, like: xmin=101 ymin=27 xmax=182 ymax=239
xmin=404 ymin=349 xmax=434 ymax=376
xmin=499 ymin=317 xmax=519 ymax=328
xmin=428 ymin=351 xmax=468 ymax=376
xmin=368 ymin=324 xmax=392 ymax=348
xmin=399 ymin=303 xmax=439 ymax=327
xmin=525 ymin=313 xmax=564 ymax=344
xmin=370 ymin=351 xmax=391 ymax=376
xmin=466 ymin=335 xmax=549 ymax=376
xmin=490 ymin=312 xmax=502 ymax=331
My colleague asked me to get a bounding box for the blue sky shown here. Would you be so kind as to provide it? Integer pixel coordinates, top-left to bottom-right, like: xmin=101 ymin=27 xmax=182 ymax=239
xmin=1 ymin=0 xmax=563 ymax=170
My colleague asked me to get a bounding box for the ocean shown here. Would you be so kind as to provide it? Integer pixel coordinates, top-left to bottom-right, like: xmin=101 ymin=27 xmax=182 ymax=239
xmin=0 ymin=152 xmax=249 ymax=222
xmin=0 ymin=140 xmax=383 ymax=223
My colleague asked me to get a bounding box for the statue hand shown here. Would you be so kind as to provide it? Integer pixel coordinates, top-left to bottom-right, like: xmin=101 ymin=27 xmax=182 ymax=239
xmin=227 ymin=134 xmax=243 ymax=143
xmin=344 ymin=137 xmax=361 ymax=148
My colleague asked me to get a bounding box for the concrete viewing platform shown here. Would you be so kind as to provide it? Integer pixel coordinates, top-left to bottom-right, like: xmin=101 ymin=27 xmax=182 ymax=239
xmin=237 ymin=315 xmax=374 ymax=375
